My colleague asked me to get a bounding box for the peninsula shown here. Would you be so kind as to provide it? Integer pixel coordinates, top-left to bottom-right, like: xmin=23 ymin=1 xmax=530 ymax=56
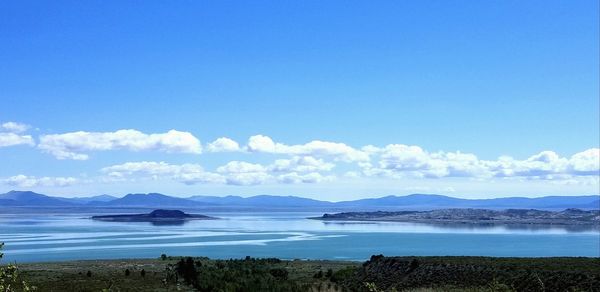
xmin=312 ymin=208 xmax=600 ymax=226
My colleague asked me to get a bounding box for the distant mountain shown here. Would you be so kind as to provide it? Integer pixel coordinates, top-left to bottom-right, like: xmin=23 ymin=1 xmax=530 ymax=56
xmin=189 ymin=195 xmax=333 ymax=207
xmin=60 ymin=194 xmax=118 ymax=204
xmin=335 ymin=194 xmax=600 ymax=210
xmin=0 ymin=190 xmax=598 ymax=210
xmin=0 ymin=198 xmax=18 ymax=206
xmin=0 ymin=190 xmax=76 ymax=206
xmin=476 ymin=196 xmax=600 ymax=209
xmin=76 ymin=194 xmax=117 ymax=203
xmin=584 ymin=199 xmax=600 ymax=210
xmin=100 ymin=193 xmax=203 ymax=207
xmin=336 ymin=194 xmax=464 ymax=208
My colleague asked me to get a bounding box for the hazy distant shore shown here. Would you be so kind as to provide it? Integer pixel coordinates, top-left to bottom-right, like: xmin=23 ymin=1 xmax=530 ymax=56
xmin=312 ymin=208 xmax=600 ymax=226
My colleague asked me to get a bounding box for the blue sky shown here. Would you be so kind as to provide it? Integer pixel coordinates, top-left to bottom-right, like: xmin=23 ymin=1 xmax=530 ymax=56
xmin=0 ymin=0 xmax=598 ymax=200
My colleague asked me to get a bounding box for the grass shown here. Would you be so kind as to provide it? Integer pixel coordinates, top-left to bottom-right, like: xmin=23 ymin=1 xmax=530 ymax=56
xmin=17 ymin=257 xmax=356 ymax=292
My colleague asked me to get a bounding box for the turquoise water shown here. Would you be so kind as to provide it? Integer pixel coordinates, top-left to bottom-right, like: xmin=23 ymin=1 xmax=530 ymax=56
xmin=1 ymin=212 xmax=598 ymax=263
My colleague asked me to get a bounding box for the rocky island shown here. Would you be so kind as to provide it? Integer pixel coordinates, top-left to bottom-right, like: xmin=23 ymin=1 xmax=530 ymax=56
xmin=312 ymin=208 xmax=600 ymax=226
xmin=91 ymin=209 xmax=216 ymax=223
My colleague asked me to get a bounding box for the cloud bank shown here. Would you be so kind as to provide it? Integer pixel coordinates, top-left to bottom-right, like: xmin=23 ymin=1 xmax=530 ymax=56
xmin=38 ymin=129 xmax=201 ymax=160
xmin=2 ymin=121 xmax=598 ymax=189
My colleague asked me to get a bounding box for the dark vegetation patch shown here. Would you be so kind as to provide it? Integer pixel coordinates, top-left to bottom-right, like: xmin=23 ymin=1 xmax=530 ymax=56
xmin=333 ymin=255 xmax=600 ymax=291
xmin=12 ymin=255 xmax=600 ymax=291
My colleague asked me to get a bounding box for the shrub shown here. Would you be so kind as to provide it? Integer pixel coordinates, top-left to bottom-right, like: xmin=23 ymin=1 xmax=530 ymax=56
xmin=325 ymin=268 xmax=333 ymax=278
xmin=269 ymin=268 xmax=288 ymax=280
xmin=0 ymin=243 xmax=35 ymax=291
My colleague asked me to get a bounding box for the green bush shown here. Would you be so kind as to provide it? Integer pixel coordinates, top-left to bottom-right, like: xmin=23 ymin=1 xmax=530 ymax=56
xmin=172 ymin=257 xmax=306 ymax=291
xmin=0 ymin=243 xmax=35 ymax=292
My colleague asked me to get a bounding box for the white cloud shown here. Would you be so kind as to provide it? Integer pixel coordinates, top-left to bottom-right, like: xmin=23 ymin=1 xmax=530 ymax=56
xmin=344 ymin=171 xmax=361 ymax=178
xmin=102 ymin=161 xmax=204 ymax=176
xmin=487 ymin=151 xmax=568 ymax=178
xmin=217 ymin=161 xmax=266 ymax=173
xmin=177 ymin=172 xmax=226 ymax=185
xmin=277 ymin=172 xmax=332 ymax=184
xmin=246 ymin=135 xmax=369 ymax=162
xmin=4 ymin=124 xmax=594 ymax=188
xmin=246 ymin=135 xmax=277 ymax=152
xmin=206 ymin=137 xmax=241 ymax=152
xmin=100 ymin=158 xmax=335 ymax=187
xmin=376 ymin=144 xmax=489 ymax=178
xmin=4 ymin=175 xmax=78 ymax=188
xmin=269 ymin=156 xmax=335 ymax=173
xmin=216 ymin=161 xmax=270 ymax=186
xmin=215 ymin=159 xmax=335 ymax=185
xmin=363 ymin=145 xmax=599 ymax=182
xmin=39 ymin=129 xmax=202 ymax=160
xmin=568 ymin=148 xmax=599 ymax=175
xmin=224 ymin=172 xmax=272 ymax=186
xmin=0 ymin=133 xmax=34 ymax=147
xmin=1 ymin=122 xmax=30 ymax=133
xmin=101 ymin=161 xmax=224 ymax=185
xmin=486 ymin=149 xmax=599 ymax=179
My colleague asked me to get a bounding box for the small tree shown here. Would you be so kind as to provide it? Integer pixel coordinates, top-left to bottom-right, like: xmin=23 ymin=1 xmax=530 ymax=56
xmin=86 ymin=270 xmax=92 ymax=277
xmin=175 ymin=257 xmax=197 ymax=286
xmin=140 ymin=269 xmax=146 ymax=278
xmin=125 ymin=269 xmax=130 ymax=276
xmin=1 ymin=243 xmax=35 ymax=291
xmin=160 ymin=254 xmax=167 ymax=261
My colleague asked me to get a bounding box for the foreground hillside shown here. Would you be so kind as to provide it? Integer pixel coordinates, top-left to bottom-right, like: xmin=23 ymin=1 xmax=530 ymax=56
xmin=16 ymin=256 xmax=600 ymax=291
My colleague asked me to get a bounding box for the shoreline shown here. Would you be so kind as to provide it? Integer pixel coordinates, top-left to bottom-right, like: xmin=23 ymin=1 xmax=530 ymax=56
xmin=311 ymin=208 xmax=600 ymax=227
xmin=313 ymin=217 xmax=600 ymax=226
xmin=12 ymin=254 xmax=600 ymax=266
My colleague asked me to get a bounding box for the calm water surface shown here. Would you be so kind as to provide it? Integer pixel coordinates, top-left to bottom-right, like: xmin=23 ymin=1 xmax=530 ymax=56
xmin=1 ymin=211 xmax=598 ymax=262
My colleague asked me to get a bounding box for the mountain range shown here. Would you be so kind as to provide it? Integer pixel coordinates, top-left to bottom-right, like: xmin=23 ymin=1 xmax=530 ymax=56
xmin=0 ymin=190 xmax=598 ymax=211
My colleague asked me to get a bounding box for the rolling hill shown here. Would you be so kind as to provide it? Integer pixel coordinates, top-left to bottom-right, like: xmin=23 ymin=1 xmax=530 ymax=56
xmin=0 ymin=190 xmax=598 ymax=210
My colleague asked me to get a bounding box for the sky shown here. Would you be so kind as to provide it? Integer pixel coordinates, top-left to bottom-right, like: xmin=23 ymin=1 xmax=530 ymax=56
xmin=0 ymin=0 xmax=598 ymax=200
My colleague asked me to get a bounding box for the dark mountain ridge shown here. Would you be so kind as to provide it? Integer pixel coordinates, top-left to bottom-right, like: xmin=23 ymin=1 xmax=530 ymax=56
xmin=1 ymin=190 xmax=598 ymax=211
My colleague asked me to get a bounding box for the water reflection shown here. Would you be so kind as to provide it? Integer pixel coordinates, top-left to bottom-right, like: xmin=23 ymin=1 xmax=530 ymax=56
xmin=1 ymin=211 xmax=599 ymax=263
xmin=149 ymin=220 xmax=188 ymax=226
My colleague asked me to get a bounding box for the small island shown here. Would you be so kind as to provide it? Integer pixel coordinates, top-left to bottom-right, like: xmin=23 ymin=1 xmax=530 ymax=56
xmin=92 ymin=209 xmax=217 ymax=223
xmin=311 ymin=208 xmax=600 ymax=226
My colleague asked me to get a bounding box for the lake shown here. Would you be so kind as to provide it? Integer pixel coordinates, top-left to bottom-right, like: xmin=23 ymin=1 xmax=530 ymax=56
xmin=1 ymin=211 xmax=598 ymax=263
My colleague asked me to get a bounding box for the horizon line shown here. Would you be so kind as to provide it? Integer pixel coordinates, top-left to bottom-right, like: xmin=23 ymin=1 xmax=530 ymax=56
xmin=3 ymin=189 xmax=599 ymax=203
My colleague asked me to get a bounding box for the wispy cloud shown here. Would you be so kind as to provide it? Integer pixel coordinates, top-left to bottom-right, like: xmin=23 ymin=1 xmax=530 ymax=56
xmin=4 ymin=175 xmax=78 ymax=188
xmin=1 ymin=122 xmax=31 ymax=133
xmin=0 ymin=133 xmax=34 ymax=148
